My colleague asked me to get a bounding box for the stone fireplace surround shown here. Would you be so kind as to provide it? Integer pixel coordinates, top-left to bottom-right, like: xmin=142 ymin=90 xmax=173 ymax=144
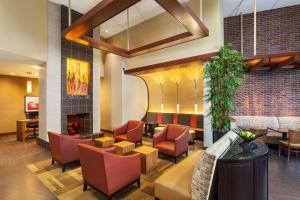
xmin=61 ymin=6 xmax=93 ymax=135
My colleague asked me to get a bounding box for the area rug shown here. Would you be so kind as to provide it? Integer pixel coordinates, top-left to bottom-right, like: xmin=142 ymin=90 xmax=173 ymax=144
xmin=27 ymin=156 xmax=174 ymax=200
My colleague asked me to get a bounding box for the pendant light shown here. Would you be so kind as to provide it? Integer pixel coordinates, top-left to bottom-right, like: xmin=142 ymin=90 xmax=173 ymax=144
xmin=26 ymin=72 xmax=33 ymax=94
xmin=169 ymin=71 xmax=180 ymax=114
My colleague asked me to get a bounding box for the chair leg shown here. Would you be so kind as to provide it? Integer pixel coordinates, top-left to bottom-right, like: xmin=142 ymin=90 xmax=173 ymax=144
xmin=62 ymin=165 xmax=66 ymax=173
xmin=278 ymin=145 xmax=281 ymax=157
xmin=174 ymin=157 xmax=177 ymax=164
xmin=51 ymin=158 xmax=55 ymax=165
xmin=186 ymin=151 xmax=188 ymax=157
xmin=288 ymin=147 xmax=291 ymax=162
xmin=83 ymin=182 xmax=88 ymax=191
xmin=137 ymin=178 xmax=141 ymax=188
xmin=140 ymin=140 xmax=143 ymax=145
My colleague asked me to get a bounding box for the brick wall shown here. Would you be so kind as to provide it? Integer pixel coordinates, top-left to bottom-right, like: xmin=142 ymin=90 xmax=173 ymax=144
xmin=224 ymin=5 xmax=300 ymax=58
xmin=224 ymin=5 xmax=300 ymax=116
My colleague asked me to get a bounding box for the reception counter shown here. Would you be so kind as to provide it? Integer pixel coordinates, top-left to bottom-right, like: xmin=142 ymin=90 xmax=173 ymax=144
xmin=16 ymin=119 xmax=39 ymax=142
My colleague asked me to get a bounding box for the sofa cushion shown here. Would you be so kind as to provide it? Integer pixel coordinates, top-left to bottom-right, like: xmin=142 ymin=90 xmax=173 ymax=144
xmin=154 ymin=141 xmax=175 ymax=155
xmin=155 ymin=150 xmax=204 ymax=200
xmin=191 ymin=131 xmax=238 ymax=200
xmin=166 ymin=124 xmax=186 ymax=141
xmin=278 ymin=117 xmax=300 ymax=131
xmin=115 ymin=134 xmax=127 ymax=141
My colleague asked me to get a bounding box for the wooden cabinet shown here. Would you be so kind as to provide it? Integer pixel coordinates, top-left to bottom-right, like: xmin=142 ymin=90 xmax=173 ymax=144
xmin=217 ymin=140 xmax=269 ymax=200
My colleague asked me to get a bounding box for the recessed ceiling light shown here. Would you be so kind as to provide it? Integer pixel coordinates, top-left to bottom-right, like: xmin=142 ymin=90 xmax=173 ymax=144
xmin=105 ymin=29 xmax=109 ymax=33
xmin=34 ymin=66 xmax=40 ymax=69
xmin=10 ymin=72 xmax=16 ymax=75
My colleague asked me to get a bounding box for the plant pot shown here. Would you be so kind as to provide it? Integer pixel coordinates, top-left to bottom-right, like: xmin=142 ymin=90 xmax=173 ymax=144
xmin=213 ymin=131 xmax=224 ymax=142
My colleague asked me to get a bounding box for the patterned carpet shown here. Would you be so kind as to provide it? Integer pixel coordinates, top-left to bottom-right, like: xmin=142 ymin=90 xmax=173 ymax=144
xmin=27 ymin=157 xmax=173 ymax=200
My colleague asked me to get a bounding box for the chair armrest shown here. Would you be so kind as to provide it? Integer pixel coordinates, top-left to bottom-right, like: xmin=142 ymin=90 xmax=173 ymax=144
xmin=127 ymin=122 xmax=144 ymax=142
xmin=114 ymin=123 xmax=128 ymax=136
xmin=174 ymin=129 xmax=189 ymax=155
xmin=104 ymin=153 xmax=141 ymax=193
xmin=153 ymin=129 xmax=167 ymax=146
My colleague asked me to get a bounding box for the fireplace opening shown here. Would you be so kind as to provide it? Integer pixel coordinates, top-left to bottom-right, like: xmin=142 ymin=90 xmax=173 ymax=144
xmin=67 ymin=113 xmax=90 ymax=135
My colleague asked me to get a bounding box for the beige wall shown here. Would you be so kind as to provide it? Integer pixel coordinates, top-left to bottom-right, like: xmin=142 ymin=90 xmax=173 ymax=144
xmin=0 ymin=0 xmax=47 ymax=62
xmin=0 ymin=75 xmax=39 ymax=134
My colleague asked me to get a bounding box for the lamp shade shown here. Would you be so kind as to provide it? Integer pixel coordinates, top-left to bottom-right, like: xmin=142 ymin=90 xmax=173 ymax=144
xmin=27 ymin=80 xmax=32 ymax=93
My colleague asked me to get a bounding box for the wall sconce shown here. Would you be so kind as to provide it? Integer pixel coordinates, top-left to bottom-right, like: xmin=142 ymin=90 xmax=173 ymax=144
xmin=161 ymin=104 xmax=164 ymax=113
xmin=176 ymin=104 xmax=180 ymax=114
xmin=195 ymin=104 xmax=198 ymax=114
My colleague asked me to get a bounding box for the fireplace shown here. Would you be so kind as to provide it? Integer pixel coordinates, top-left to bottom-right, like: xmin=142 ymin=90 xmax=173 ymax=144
xmin=67 ymin=113 xmax=91 ymax=135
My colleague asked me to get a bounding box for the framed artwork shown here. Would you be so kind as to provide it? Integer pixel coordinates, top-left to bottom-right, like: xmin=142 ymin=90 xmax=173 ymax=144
xmin=25 ymin=96 xmax=39 ymax=112
xmin=66 ymin=58 xmax=90 ymax=96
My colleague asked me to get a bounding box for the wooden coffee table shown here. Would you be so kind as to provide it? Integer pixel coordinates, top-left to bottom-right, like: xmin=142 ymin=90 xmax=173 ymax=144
xmin=133 ymin=146 xmax=158 ymax=174
xmin=94 ymin=137 xmax=114 ymax=148
xmin=113 ymin=141 xmax=135 ymax=155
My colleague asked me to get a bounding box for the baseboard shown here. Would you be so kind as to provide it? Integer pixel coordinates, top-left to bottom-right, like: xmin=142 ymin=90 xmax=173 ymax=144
xmin=36 ymin=137 xmax=50 ymax=150
xmin=0 ymin=132 xmax=16 ymax=136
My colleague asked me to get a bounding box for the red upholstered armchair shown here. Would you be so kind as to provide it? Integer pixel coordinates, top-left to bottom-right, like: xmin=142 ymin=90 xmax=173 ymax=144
xmin=153 ymin=124 xmax=189 ymax=163
xmin=113 ymin=120 xmax=144 ymax=145
xmin=48 ymin=132 xmax=92 ymax=172
xmin=78 ymin=144 xmax=141 ymax=200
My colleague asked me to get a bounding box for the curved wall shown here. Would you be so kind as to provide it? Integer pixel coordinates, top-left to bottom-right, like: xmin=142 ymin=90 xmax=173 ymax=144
xmin=140 ymin=61 xmax=204 ymax=114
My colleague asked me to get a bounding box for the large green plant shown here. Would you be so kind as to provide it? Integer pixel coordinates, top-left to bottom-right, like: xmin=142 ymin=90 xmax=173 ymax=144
xmin=205 ymin=44 xmax=246 ymax=133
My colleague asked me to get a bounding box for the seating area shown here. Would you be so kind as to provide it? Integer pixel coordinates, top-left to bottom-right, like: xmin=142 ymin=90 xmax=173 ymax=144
xmin=1 ymin=0 xmax=300 ymax=200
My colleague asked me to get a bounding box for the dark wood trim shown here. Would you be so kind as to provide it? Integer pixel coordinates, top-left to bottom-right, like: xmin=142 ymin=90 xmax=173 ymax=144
xmin=124 ymin=52 xmax=219 ymax=75
xmin=246 ymin=52 xmax=300 ymax=71
xmin=101 ymin=128 xmax=114 ymax=133
xmin=62 ymin=0 xmax=209 ymax=58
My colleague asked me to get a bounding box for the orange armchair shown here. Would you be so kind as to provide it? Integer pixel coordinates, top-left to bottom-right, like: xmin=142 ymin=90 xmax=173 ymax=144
xmin=48 ymin=131 xmax=92 ymax=172
xmin=113 ymin=120 xmax=144 ymax=145
xmin=153 ymin=124 xmax=189 ymax=163
xmin=78 ymin=144 xmax=141 ymax=200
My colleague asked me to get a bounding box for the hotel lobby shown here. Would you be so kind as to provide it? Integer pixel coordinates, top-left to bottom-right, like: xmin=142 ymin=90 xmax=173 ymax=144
xmin=0 ymin=0 xmax=300 ymax=200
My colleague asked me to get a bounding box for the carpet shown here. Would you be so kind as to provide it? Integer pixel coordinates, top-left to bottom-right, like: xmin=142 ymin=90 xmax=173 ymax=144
xmin=27 ymin=155 xmax=174 ymax=200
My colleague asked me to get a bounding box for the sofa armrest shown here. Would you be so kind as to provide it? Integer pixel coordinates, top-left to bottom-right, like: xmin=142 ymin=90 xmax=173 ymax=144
xmin=114 ymin=123 xmax=128 ymax=136
xmin=153 ymin=128 xmax=167 ymax=146
xmin=174 ymin=129 xmax=189 ymax=155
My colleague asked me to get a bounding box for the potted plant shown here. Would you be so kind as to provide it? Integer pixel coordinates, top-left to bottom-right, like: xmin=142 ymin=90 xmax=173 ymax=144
xmin=205 ymin=44 xmax=246 ymax=142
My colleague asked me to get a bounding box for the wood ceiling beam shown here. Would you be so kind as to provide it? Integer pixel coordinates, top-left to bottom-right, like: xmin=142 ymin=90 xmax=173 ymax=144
xmin=62 ymin=0 xmax=209 ymax=58
xmin=269 ymin=55 xmax=300 ymax=71
xmin=155 ymin=0 xmax=209 ymax=37
xmin=247 ymin=57 xmax=270 ymax=71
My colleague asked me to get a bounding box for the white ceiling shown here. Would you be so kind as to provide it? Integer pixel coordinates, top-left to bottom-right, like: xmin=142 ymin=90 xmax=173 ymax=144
xmin=0 ymin=50 xmax=43 ymax=78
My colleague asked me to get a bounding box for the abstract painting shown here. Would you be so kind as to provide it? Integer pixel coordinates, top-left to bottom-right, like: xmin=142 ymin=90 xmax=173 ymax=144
xmin=66 ymin=58 xmax=90 ymax=96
